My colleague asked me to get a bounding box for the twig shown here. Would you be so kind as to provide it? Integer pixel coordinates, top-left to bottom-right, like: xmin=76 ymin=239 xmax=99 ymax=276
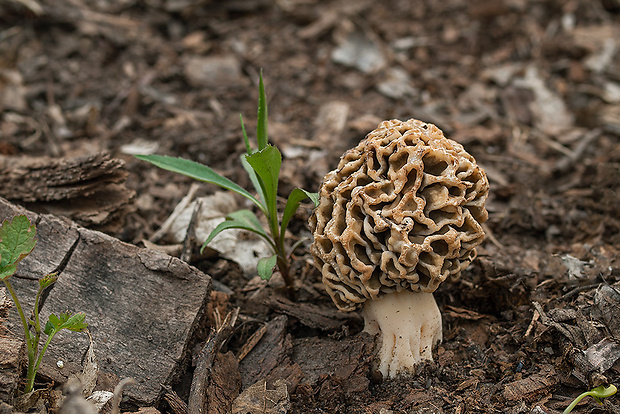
xmin=111 ymin=378 xmax=136 ymax=414
xmin=149 ymin=183 xmax=200 ymax=243
xmin=181 ymin=198 xmax=202 ymax=263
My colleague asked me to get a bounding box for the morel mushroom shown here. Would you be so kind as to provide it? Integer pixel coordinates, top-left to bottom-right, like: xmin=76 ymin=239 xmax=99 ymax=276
xmin=309 ymin=118 xmax=489 ymax=379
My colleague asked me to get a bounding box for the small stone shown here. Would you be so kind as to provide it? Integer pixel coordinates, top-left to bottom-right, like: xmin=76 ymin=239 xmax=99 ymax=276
xmin=184 ymin=55 xmax=246 ymax=88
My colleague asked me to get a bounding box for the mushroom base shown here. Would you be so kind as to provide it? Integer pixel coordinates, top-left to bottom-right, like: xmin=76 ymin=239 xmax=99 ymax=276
xmin=362 ymin=290 xmax=442 ymax=379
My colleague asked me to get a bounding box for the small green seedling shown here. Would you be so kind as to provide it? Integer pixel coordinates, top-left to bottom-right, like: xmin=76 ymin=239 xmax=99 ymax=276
xmin=0 ymin=215 xmax=87 ymax=394
xmin=136 ymin=71 xmax=319 ymax=295
xmin=563 ymin=384 xmax=617 ymax=414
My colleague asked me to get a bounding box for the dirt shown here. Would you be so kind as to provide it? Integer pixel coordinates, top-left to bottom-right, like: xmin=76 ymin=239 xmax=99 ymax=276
xmin=1 ymin=0 xmax=620 ymax=413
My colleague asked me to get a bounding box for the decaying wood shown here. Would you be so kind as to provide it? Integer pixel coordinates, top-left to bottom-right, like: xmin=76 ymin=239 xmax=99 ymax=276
xmin=0 ymin=153 xmax=134 ymax=227
xmin=0 ymin=197 xmax=212 ymax=407
xmin=0 ymin=288 xmax=10 ymax=335
xmin=268 ymin=296 xmax=362 ymax=332
xmin=503 ymin=365 xmax=557 ymax=403
xmin=0 ymin=153 xmax=126 ymax=202
xmin=231 ymin=380 xmax=290 ymax=414
xmin=0 ymin=288 xmax=24 ymax=404
xmin=161 ymin=385 xmax=187 ymax=414
xmin=188 ymin=309 xmax=239 ymax=414
xmin=0 ymin=336 xmax=24 ymax=404
xmin=203 ymin=352 xmax=241 ymax=414
xmin=238 ymin=315 xmax=302 ymax=391
xmin=291 ymin=333 xmax=374 ymax=397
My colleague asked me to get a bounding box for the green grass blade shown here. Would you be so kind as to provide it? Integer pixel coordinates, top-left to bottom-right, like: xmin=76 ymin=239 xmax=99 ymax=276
xmin=227 ymin=210 xmax=270 ymax=239
xmin=201 ymin=210 xmax=275 ymax=252
xmin=280 ymin=188 xmax=319 ymax=246
xmin=135 ymin=154 xmax=264 ymax=212
xmin=256 ymin=70 xmax=268 ymax=150
xmin=257 ymin=254 xmax=277 ymax=280
xmin=245 ymin=145 xmax=281 ymax=221
xmin=241 ymin=155 xmax=266 ymax=205
xmin=240 ymin=114 xmax=252 ymax=155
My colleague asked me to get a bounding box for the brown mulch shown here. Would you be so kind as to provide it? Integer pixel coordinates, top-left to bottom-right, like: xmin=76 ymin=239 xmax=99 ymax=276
xmin=1 ymin=0 xmax=619 ymax=413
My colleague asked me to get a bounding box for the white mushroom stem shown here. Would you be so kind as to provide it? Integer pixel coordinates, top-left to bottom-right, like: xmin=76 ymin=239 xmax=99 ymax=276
xmin=362 ymin=290 xmax=442 ymax=379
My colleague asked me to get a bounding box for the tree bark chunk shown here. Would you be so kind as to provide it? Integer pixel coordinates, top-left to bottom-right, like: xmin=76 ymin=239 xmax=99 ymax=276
xmin=0 ymin=336 xmax=24 ymax=404
xmin=0 ymin=153 xmax=134 ymax=228
xmin=0 ymin=197 xmax=212 ymax=407
xmin=503 ymin=365 xmax=557 ymax=402
xmin=238 ymin=315 xmax=302 ymax=391
xmin=292 ymin=333 xmax=373 ymax=398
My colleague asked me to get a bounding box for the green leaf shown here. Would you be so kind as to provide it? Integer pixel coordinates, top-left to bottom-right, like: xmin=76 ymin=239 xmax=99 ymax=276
xmin=43 ymin=320 xmax=55 ymax=336
xmin=256 ymin=70 xmax=268 ymax=151
xmin=226 ymin=210 xmax=270 ymax=239
xmin=280 ymin=189 xmax=319 ymax=245
xmin=62 ymin=313 xmax=88 ymax=332
xmin=201 ymin=210 xmax=274 ymax=253
xmin=135 ymin=154 xmax=265 ymax=213
xmin=0 ymin=215 xmax=36 ymax=281
xmin=44 ymin=312 xmax=88 ymax=336
xmin=257 ymin=254 xmax=277 ymax=280
xmin=240 ymin=114 xmax=252 ymax=155
xmin=241 ymin=155 xmax=266 ymax=205
xmin=39 ymin=272 xmax=58 ymax=290
xmin=245 ymin=145 xmax=281 ymax=221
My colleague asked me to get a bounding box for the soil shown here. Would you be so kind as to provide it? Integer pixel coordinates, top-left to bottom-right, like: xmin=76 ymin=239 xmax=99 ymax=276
xmin=1 ymin=0 xmax=620 ymax=413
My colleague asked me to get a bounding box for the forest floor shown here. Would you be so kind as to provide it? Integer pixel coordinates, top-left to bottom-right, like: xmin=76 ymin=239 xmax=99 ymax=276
xmin=1 ymin=0 xmax=620 ymax=413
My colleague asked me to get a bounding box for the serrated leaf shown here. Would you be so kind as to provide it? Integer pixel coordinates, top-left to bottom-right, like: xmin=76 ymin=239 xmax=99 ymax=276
xmin=62 ymin=313 xmax=88 ymax=332
xmin=201 ymin=210 xmax=274 ymax=253
xmin=256 ymin=70 xmax=268 ymax=151
xmin=135 ymin=154 xmax=265 ymax=213
xmin=280 ymin=189 xmax=319 ymax=245
xmin=45 ymin=312 xmax=88 ymax=334
xmin=245 ymin=145 xmax=281 ymax=221
xmin=0 ymin=215 xmax=36 ymax=281
xmin=257 ymin=254 xmax=277 ymax=280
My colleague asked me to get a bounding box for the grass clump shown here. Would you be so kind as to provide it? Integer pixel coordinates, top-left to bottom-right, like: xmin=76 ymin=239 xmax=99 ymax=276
xmin=136 ymin=71 xmax=318 ymax=296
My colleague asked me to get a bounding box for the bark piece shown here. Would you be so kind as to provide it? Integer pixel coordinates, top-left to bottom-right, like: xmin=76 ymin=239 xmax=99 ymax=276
xmin=0 ymin=288 xmax=10 ymax=335
xmin=268 ymin=296 xmax=362 ymax=332
xmin=0 ymin=153 xmax=134 ymax=227
xmin=188 ymin=310 xmax=239 ymax=414
xmin=0 ymin=288 xmax=23 ymax=403
xmin=0 ymin=197 xmax=212 ymax=407
xmin=291 ymin=333 xmax=373 ymax=397
xmin=595 ymin=285 xmax=620 ymax=339
xmin=238 ymin=315 xmax=302 ymax=390
xmin=204 ymin=352 xmax=241 ymax=414
xmin=503 ymin=365 xmax=557 ymax=402
xmin=0 ymin=336 xmax=24 ymax=404
xmin=231 ymin=380 xmax=290 ymax=414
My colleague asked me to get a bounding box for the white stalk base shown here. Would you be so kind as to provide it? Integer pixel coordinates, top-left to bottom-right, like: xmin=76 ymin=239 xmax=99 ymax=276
xmin=362 ymin=290 xmax=442 ymax=379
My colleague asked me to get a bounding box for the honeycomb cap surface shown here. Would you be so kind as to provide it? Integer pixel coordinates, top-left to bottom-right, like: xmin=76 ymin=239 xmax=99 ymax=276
xmin=310 ymin=119 xmax=489 ymax=311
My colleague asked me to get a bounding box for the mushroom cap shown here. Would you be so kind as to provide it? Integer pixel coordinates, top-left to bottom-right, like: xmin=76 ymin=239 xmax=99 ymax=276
xmin=309 ymin=119 xmax=489 ymax=312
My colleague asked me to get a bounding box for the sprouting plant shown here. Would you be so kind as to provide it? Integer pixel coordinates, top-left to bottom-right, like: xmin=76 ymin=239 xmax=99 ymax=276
xmin=0 ymin=215 xmax=88 ymax=394
xmin=136 ymin=71 xmax=319 ymax=296
xmin=563 ymin=384 xmax=617 ymax=414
